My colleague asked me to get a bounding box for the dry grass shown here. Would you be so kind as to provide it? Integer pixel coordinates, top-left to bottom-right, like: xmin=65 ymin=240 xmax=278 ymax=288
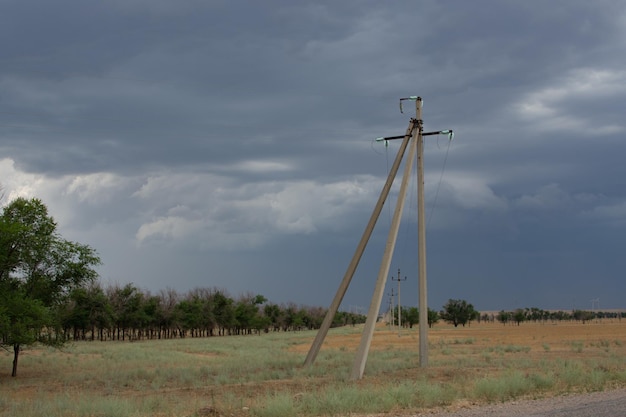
xmin=1 ymin=319 xmax=626 ymax=416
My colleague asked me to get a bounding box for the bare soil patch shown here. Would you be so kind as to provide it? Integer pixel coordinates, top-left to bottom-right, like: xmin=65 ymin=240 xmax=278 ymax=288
xmin=292 ymin=319 xmax=626 ymax=363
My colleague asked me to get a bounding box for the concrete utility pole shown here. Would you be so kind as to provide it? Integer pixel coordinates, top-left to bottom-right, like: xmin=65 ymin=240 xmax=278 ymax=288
xmin=415 ymin=98 xmax=429 ymax=368
xmin=377 ymin=96 xmax=452 ymax=370
xmin=392 ymin=268 xmax=407 ymax=336
xmin=388 ymin=288 xmax=395 ymax=328
xmin=305 ymin=95 xmax=452 ymax=379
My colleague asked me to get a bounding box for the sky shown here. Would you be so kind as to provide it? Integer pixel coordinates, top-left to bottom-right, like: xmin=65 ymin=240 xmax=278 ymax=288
xmin=1 ymin=0 xmax=626 ymax=312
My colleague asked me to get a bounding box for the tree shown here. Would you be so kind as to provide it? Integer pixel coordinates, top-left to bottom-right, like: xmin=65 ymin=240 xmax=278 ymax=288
xmin=142 ymin=294 xmax=164 ymax=339
xmin=159 ymin=288 xmax=181 ymax=339
xmin=402 ymin=307 xmax=439 ymax=329
xmin=264 ymin=303 xmax=284 ymax=332
xmin=0 ymin=289 xmax=50 ymax=376
xmin=213 ymin=291 xmax=236 ymax=335
xmin=573 ymin=309 xmax=595 ymax=324
xmin=283 ymin=303 xmax=306 ymax=331
xmin=0 ymin=197 xmax=100 ymax=376
xmin=427 ymin=308 xmax=440 ymax=328
xmin=62 ymin=282 xmax=113 ymax=341
xmin=440 ymin=299 xmax=478 ymax=328
xmin=176 ymin=297 xmax=204 ymax=337
xmin=234 ymin=294 xmax=267 ymax=335
xmin=107 ymin=283 xmax=147 ymax=340
xmin=513 ymin=309 xmax=526 ymax=326
xmin=497 ymin=310 xmax=511 ymax=325
xmin=404 ymin=307 xmax=419 ymax=328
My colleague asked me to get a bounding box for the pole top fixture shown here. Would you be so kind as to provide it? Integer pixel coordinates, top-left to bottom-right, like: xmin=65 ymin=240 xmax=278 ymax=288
xmin=399 ymin=96 xmax=422 ymax=113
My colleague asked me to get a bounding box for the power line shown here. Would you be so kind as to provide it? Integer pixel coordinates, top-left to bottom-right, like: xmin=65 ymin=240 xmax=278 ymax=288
xmin=427 ymin=134 xmax=453 ymax=226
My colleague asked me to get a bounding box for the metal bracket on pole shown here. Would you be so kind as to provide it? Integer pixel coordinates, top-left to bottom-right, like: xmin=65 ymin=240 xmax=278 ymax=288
xmin=399 ymin=96 xmax=419 ymax=114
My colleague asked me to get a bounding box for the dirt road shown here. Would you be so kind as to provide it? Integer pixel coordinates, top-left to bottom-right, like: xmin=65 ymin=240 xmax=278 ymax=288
xmin=424 ymin=388 xmax=626 ymax=417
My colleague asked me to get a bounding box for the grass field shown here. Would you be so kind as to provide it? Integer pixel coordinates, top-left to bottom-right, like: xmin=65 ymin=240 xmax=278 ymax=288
xmin=1 ymin=320 xmax=626 ymax=417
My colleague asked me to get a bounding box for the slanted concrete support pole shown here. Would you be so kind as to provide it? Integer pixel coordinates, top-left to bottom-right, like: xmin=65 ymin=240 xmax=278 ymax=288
xmin=351 ymin=117 xmax=418 ymax=380
xmin=304 ymin=119 xmax=417 ymax=367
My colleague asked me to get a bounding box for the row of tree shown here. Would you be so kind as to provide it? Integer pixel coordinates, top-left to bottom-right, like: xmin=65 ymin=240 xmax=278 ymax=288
xmin=388 ymin=299 xmax=479 ymax=329
xmin=393 ymin=301 xmax=625 ymax=329
xmin=485 ymin=308 xmax=625 ymax=325
xmin=2 ymin=197 xmax=623 ymax=378
xmin=0 ymin=196 xmax=369 ymax=377
xmin=60 ymin=282 xmax=366 ymax=342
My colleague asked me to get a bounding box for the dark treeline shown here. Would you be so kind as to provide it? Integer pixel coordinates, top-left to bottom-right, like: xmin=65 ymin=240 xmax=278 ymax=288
xmin=480 ymin=307 xmax=626 ymax=325
xmin=59 ymin=281 xmax=366 ymax=342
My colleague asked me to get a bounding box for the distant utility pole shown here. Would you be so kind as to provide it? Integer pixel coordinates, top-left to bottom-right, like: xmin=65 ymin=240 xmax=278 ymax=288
xmin=591 ymin=298 xmax=600 ymax=311
xmin=392 ymin=268 xmax=407 ymax=336
xmin=304 ymin=96 xmax=452 ymax=380
xmin=388 ymin=288 xmax=395 ymax=328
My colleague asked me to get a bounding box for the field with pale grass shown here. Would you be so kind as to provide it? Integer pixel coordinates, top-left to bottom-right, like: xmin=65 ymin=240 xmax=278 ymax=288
xmin=2 ymin=320 xmax=626 ymax=417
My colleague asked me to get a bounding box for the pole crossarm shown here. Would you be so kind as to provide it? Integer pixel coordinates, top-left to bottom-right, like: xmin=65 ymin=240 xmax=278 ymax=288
xmin=377 ymin=129 xmax=453 ymax=142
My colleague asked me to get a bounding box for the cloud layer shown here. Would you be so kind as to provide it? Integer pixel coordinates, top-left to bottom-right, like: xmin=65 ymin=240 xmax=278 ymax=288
xmin=2 ymin=0 xmax=626 ymax=311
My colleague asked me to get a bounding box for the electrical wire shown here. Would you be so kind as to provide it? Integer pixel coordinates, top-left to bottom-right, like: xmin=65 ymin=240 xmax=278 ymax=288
xmin=427 ymin=135 xmax=453 ymax=226
xmin=377 ymin=133 xmax=453 ymax=277
xmin=398 ymin=153 xmax=417 ymax=274
xmin=385 ymin=139 xmax=392 ymax=226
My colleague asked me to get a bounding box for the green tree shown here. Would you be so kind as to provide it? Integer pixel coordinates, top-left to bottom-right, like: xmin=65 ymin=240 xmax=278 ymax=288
xmin=497 ymin=310 xmax=511 ymax=325
xmin=283 ymin=303 xmax=306 ymax=331
xmin=0 ymin=197 xmax=100 ymax=376
xmin=513 ymin=309 xmax=526 ymax=326
xmin=401 ymin=307 xmax=439 ymax=328
xmin=264 ymin=303 xmax=284 ymax=332
xmin=427 ymin=308 xmax=440 ymax=328
xmin=572 ymin=309 xmax=595 ymax=324
xmin=142 ymin=294 xmax=164 ymax=339
xmin=404 ymin=307 xmax=419 ymax=328
xmin=0 ymin=289 xmax=50 ymax=376
xmin=62 ymin=282 xmax=113 ymax=341
xmin=234 ymin=294 xmax=267 ymax=335
xmin=527 ymin=307 xmax=545 ymax=322
xmin=303 ymin=306 xmax=326 ymax=329
xmin=107 ymin=283 xmax=147 ymax=340
xmin=213 ymin=291 xmax=236 ymax=335
xmin=157 ymin=288 xmax=180 ymax=339
xmin=440 ymin=299 xmax=478 ymax=328
xmin=176 ymin=297 xmax=204 ymax=337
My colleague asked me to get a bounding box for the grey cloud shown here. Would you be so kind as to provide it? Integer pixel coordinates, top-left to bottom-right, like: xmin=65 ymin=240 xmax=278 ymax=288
xmin=2 ymin=1 xmax=626 ymax=310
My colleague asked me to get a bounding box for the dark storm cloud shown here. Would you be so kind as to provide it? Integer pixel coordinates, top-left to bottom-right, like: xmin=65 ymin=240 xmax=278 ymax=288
xmin=1 ymin=0 xmax=625 ymax=310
